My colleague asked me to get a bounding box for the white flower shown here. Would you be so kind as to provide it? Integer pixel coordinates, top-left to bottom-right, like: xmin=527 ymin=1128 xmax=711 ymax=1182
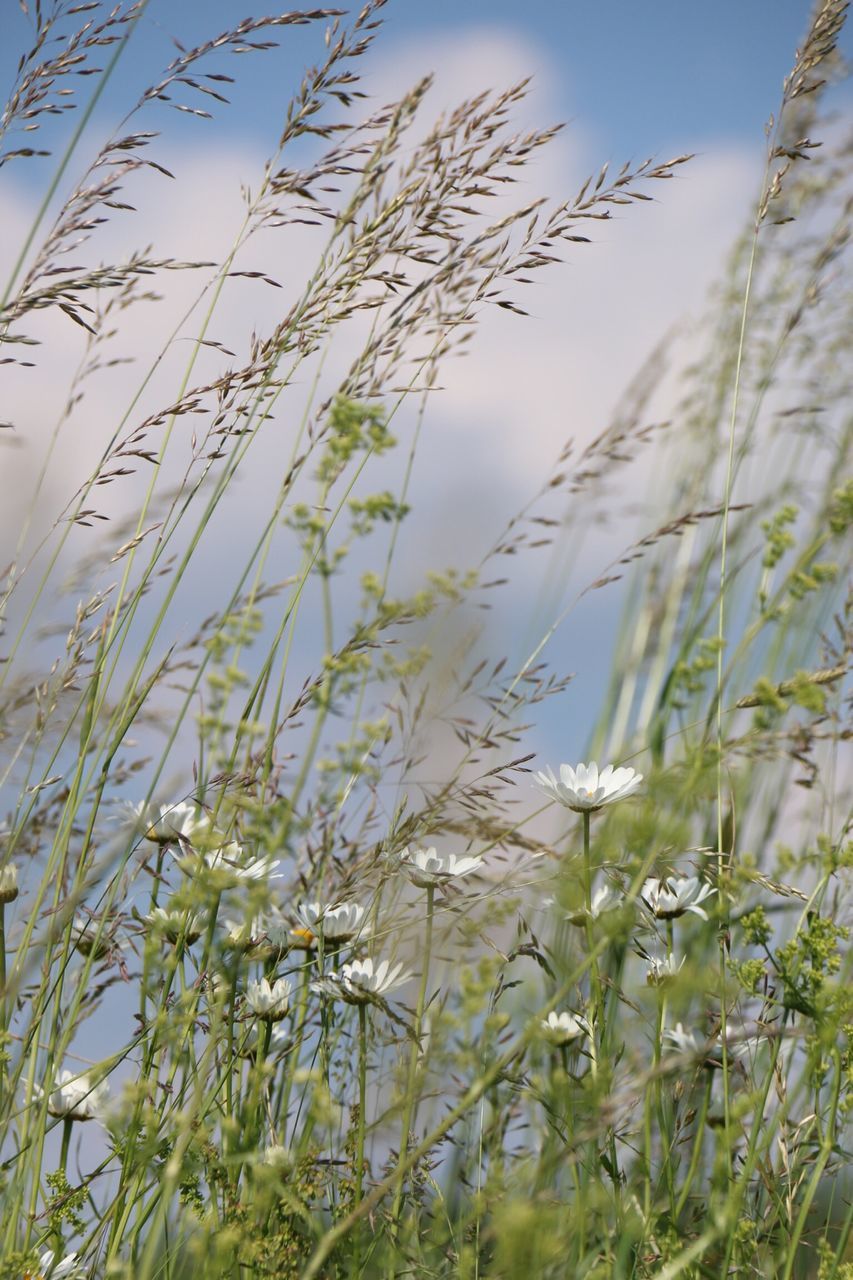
xmin=31 ymin=1250 xmax=83 ymax=1279
xmin=541 ymin=1010 xmax=589 ymax=1045
xmin=146 ymin=906 xmax=202 ymax=946
xmin=533 ymin=760 xmax=643 ymax=812
xmin=641 ymin=875 xmax=716 ymax=921
xmin=37 ymin=1069 xmax=109 ymax=1121
xmin=245 ymin=976 xmax=292 ymax=1021
xmin=662 ymin=1022 xmax=758 ymax=1066
xmin=221 ymin=915 xmax=275 ymax=956
xmin=565 ymin=883 xmax=622 ymax=925
xmin=129 ymin=800 xmax=208 ymax=844
xmin=0 ymin=862 xmax=19 ymax=904
xmin=169 ymin=841 xmax=281 ymax=886
xmin=399 ymin=846 xmax=483 ymax=888
xmin=71 ymin=914 xmax=113 ymax=959
xmin=325 ymin=957 xmax=410 ymax=1004
xmin=295 ymin=901 xmax=367 ymax=942
xmin=663 ymin=1022 xmax=704 ymax=1057
xmin=645 ymin=953 xmax=685 ymax=986
xmin=262 ymin=1142 xmax=293 ymax=1169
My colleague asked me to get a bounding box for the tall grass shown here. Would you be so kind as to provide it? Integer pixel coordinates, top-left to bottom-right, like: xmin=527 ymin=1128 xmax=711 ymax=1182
xmin=0 ymin=2 xmax=851 ymax=1277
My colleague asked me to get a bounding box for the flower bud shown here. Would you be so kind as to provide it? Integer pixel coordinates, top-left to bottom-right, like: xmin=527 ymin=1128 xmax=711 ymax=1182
xmin=0 ymin=863 xmax=19 ymax=905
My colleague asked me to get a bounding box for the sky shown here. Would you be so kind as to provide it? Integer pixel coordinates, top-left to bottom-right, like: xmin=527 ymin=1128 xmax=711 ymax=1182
xmin=0 ymin=0 xmax=849 ymax=760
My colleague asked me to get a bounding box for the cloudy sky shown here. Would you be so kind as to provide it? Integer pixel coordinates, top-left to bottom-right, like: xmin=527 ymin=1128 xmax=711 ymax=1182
xmin=1 ymin=1 xmax=849 ymax=755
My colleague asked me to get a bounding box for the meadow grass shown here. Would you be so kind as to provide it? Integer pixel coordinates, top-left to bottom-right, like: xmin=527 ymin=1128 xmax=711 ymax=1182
xmin=0 ymin=2 xmax=851 ymax=1277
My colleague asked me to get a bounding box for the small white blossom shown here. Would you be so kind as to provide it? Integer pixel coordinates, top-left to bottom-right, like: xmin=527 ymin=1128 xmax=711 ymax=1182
xmin=662 ymin=1022 xmax=703 ymax=1056
xmin=30 ymin=1250 xmax=83 ymax=1279
xmin=262 ymin=1142 xmax=293 ymax=1169
xmin=37 ymin=1069 xmax=109 ymax=1122
xmin=295 ymin=901 xmax=367 ymax=942
xmin=541 ymin=1010 xmax=589 ymax=1045
xmin=663 ymin=1021 xmax=759 ymax=1065
xmin=399 ymin=846 xmax=482 ymax=888
xmin=146 ymin=906 xmax=202 ymax=946
xmin=129 ymin=800 xmax=208 ymax=844
xmin=0 ymin=862 xmax=19 ymax=904
xmin=641 ymin=875 xmax=716 ymax=921
xmin=169 ymin=841 xmax=281 ymax=886
xmin=221 ymin=915 xmax=271 ymax=954
xmin=533 ymin=760 xmax=642 ymax=812
xmin=324 ymin=957 xmax=410 ymax=1004
xmin=71 ymin=914 xmax=113 ymax=959
xmin=565 ymin=883 xmax=622 ymax=925
xmin=245 ymin=976 xmax=292 ymax=1021
xmin=645 ymin=953 xmax=685 ymax=986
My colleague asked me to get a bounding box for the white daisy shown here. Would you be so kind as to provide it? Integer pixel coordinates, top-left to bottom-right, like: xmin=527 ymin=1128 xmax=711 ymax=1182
xmin=71 ymin=914 xmax=113 ymax=960
xmin=245 ymin=976 xmax=292 ymax=1021
xmin=662 ymin=1022 xmax=704 ymax=1056
xmin=295 ymin=900 xmax=367 ymax=942
xmin=29 ymin=1250 xmax=83 ymax=1279
xmin=565 ymin=883 xmax=622 ymax=925
xmin=37 ymin=1069 xmax=109 ymax=1122
xmin=641 ymin=875 xmax=716 ymax=921
xmin=663 ymin=1021 xmax=758 ymax=1066
xmin=645 ymin=953 xmax=685 ymax=986
xmin=146 ymin=906 xmax=202 ymax=946
xmin=129 ymin=800 xmax=208 ymax=844
xmin=399 ymin=846 xmax=483 ymax=888
xmin=169 ymin=841 xmax=281 ymax=886
xmin=325 ymin=956 xmax=410 ymax=1004
xmin=541 ymin=1010 xmax=589 ymax=1045
xmin=261 ymin=1142 xmax=293 ymax=1169
xmin=0 ymin=862 xmax=19 ymax=904
xmin=222 ymin=915 xmax=275 ymax=955
xmin=533 ymin=761 xmax=643 ymax=812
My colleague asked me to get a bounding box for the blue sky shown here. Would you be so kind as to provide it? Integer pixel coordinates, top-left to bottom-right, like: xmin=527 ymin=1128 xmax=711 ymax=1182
xmin=3 ymin=1 xmax=850 ymax=184
xmin=1 ymin=0 xmax=849 ymax=762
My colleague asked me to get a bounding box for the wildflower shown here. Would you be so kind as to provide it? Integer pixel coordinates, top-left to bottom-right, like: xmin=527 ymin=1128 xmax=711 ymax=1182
xmin=399 ymin=846 xmax=482 ymax=888
xmin=221 ymin=917 xmax=274 ymax=960
xmin=288 ymin=926 xmax=318 ymax=950
xmin=146 ymin=906 xmax=202 ymax=946
xmin=71 ymin=914 xmax=113 ymax=960
xmin=641 ymin=875 xmax=716 ymax=921
xmin=262 ymin=1142 xmax=293 ymax=1169
xmin=662 ymin=1022 xmax=760 ymax=1066
xmin=645 ymin=953 xmax=685 ymax=986
xmin=324 ymin=957 xmax=410 ymax=1004
xmin=129 ymin=800 xmax=208 ymax=844
xmin=541 ymin=1010 xmax=589 ymax=1045
xmin=245 ymin=976 xmax=292 ymax=1021
xmin=565 ymin=883 xmax=622 ymax=925
xmin=37 ymin=1069 xmax=109 ymax=1122
xmin=533 ymin=760 xmax=642 ymax=812
xmin=0 ymin=862 xmax=18 ymax=904
xmin=168 ymin=841 xmax=281 ymax=886
xmin=662 ymin=1022 xmax=703 ymax=1056
xmin=24 ymin=1250 xmax=83 ymax=1279
xmin=295 ymin=900 xmax=367 ymax=942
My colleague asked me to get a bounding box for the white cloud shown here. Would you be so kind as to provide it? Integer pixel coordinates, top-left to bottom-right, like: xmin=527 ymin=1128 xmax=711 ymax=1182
xmin=0 ymin=25 xmax=756 ymax=626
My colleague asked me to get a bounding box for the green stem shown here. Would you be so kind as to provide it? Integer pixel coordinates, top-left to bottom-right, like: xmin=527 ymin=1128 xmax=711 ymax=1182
xmin=355 ymin=1003 xmax=368 ymax=1207
xmin=581 ymin=811 xmax=600 ymax=1079
xmin=388 ymin=883 xmax=434 ymax=1255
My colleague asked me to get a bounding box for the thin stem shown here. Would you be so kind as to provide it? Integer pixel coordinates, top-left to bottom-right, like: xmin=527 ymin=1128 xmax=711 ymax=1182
xmin=581 ymin=811 xmax=599 ymax=1077
xmin=389 ymin=883 xmax=434 ymax=1255
xmin=355 ymin=1004 xmax=368 ymax=1207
